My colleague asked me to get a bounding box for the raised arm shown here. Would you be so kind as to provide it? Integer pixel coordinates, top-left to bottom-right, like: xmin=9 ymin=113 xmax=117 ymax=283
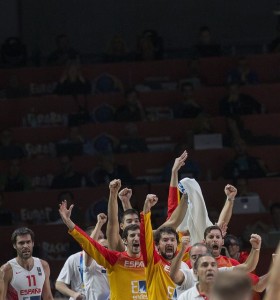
xmin=234 ymin=234 xmax=261 ymax=273
xmin=84 ymin=213 xmax=107 ymax=267
xmin=217 ymin=184 xmax=237 ymax=227
xmin=106 ymin=179 xmax=124 ymax=251
xmin=170 ymin=236 xmax=190 ymax=285
xmin=118 ymin=188 xmax=133 ymax=211
xmin=41 ymin=260 xmax=54 ymax=300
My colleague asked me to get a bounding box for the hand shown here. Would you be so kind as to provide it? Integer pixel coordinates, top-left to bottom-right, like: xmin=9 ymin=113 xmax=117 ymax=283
xmin=172 ymin=150 xmax=188 ymax=173
xmin=109 ymin=179 xmax=121 ymax=193
xmin=97 ymin=213 xmax=107 ymax=226
xmin=118 ymin=188 xmax=132 ymax=203
xmin=181 ymin=235 xmax=191 ymax=250
xmin=58 ymin=200 xmax=75 ymax=230
xmin=224 ymin=184 xmax=237 ymax=200
xmin=143 ymin=194 xmax=158 ymax=213
xmin=250 ymin=234 xmax=262 ymax=250
xmin=73 ymin=292 xmax=84 ymax=300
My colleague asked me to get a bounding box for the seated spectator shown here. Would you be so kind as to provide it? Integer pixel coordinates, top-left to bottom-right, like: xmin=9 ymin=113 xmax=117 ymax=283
xmin=234 ymin=177 xmax=260 ymax=197
xmin=93 ymin=73 xmax=124 ymax=94
xmin=173 ymin=82 xmax=203 ymax=119
xmin=193 ymin=114 xmax=214 ymax=134
xmin=227 ymin=56 xmax=259 ymax=85
xmin=118 ymin=123 xmax=148 ymax=153
xmin=85 ymin=196 xmax=108 ymax=225
xmin=92 ymin=103 xmax=115 ymax=123
xmin=136 ymin=29 xmax=164 ymax=61
xmin=0 ymin=192 xmax=15 ymax=226
xmin=54 ymin=60 xmax=91 ymax=96
xmin=223 ymin=139 xmax=268 ymax=179
xmin=87 ymin=154 xmax=134 ymax=186
xmin=103 ymin=35 xmax=130 ymax=63
xmin=179 ymin=58 xmax=203 ymax=89
xmin=51 ymin=155 xmax=84 ymax=189
xmin=0 ymin=160 xmax=31 ymax=192
xmin=115 ymin=88 xmax=146 ymax=122
xmin=0 ymin=129 xmax=25 ymax=160
xmin=47 ymin=34 xmax=79 ymax=65
xmin=5 ymin=75 xmax=30 ymax=98
xmin=194 ymin=26 xmax=221 ymax=57
xmin=1 ymin=37 xmax=27 ymax=67
xmin=56 ymin=126 xmax=84 ymax=156
xmin=219 ymin=83 xmax=262 ymax=117
xmin=224 ymin=234 xmax=249 ymax=263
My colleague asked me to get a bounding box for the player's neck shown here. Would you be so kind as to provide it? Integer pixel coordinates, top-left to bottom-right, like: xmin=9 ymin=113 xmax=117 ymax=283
xmin=127 ymin=251 xmax=141 ymax=258
xmin=16 ymin=256 xmax=34 ymax=271
xmin=197 ymin=282 xmax=211 ymax=297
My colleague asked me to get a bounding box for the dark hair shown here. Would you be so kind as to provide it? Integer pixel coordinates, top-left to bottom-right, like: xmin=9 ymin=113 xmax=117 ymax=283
xmin=120 ymin=208 xmax=140 ymax=223
xmin=204 ymin=225 xmax=223 ymax=239
xmin=224 ymin=234 xmax=241 ymax=249
xmin=212 ymin=270 xmax=252 ymax=299
xmin=122 ymin=224 xmax=140 ymax=239
xmin=11 ymin=227 xmax=35 ymax=245
xmin=199 ymin=26 xmax=210 ymax=33
xmin=193 ymin=253 xmax=215 ymax=271
xmin=270 ymin=202 xmax=280 ymax=215
xmin=154 ymin=227 xmax=179 ymax=245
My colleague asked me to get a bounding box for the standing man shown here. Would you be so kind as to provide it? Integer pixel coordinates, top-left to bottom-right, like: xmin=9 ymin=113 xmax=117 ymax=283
xmin=1 ymin=227 xmax=53 ymax=300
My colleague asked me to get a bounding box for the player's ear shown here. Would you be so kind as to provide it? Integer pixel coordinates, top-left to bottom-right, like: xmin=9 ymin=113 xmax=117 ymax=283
xmin=120 ymin=223 xmax=124 ymax=230
xmin=123 ymin=238 xmax=127 ymax=246
xmin=13 ymin=244 xmax=16 ymax=249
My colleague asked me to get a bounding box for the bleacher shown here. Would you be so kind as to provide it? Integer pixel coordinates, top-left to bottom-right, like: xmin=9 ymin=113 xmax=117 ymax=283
xmin=0 ymin=52 xmax=279 ymax=280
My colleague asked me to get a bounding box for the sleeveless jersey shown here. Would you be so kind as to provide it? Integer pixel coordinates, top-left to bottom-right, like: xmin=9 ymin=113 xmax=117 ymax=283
xmin=7 ymin=257 xmax=46 ymax=300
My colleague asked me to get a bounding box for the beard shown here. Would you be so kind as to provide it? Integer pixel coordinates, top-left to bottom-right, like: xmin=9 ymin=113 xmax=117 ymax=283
xmin=160 ymin=251 xmax=175 ymax=260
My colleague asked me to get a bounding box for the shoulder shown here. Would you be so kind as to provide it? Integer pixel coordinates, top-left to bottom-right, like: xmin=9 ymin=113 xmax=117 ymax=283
xmin=1 ymin=262 xmax=13 ymax=282
xmin=39 ymin=259 xmax=50 ymax=275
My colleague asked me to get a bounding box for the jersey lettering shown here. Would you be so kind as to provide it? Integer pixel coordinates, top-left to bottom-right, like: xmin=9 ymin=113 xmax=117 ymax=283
xmin=124 ymin=261 xmax=145 ymax=268
xmin=20 ymin=289 xmax=42 ymax=295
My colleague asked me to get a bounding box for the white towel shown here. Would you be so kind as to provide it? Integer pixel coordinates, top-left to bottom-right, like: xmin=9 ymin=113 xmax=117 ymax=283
xmin=177 ymin=177 xmax=213 ymax=244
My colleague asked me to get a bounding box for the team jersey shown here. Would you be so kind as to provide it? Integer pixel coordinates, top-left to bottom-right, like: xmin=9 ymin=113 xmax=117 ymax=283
xmin=69 ymin=225 xmax=147 ymax=300
xmin=140 ymin=211 xmax=188 ymax=300
xmin=6 ymin=257 xmax=45 ymax=300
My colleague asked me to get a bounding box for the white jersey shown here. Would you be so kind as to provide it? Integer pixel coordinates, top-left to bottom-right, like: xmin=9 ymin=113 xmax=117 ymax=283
xmin=7 ymin=257 xmax=45 ymax=300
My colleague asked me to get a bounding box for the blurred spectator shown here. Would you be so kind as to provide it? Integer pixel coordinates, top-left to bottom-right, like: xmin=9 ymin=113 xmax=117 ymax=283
xmin=47 ymin=34 xmax=78 ymax=65
xmin=193 ymin=114 xmax=214 ymax=134
xmin=234 ymin=177 xmax=260 ymax=198
xmin=93 ymin=73 xmax=124 ymax=94
xmin=115 ymin=89 xmax=146 ymax=122
xmin=223 ymin=139 xmax=268 ymax=179
xmin=1 ymin=37 xmax=27 ymax=67
xmin=54 ymin=60 xmax=91 ymax=96
xmin=0 ymin=160 xmax=31 ymax=192
xmin=92 ymin=103 xmax=115 ymax=123
xmin=87 ymin=154 xmax=134 ymax=186
xmin=136 ymin=29 xmax=164 ymax=61
xmin=219 ymin=83 xmax=262 ymax=117
xmin=173 ymin=82 xmax=203 ymax=119
xmin=56 ymin=126 xmax=84 ymax=156
xmin=103 ymin=35 xmax=130 ymax=63
xmin=5 ymin=75 xmax=30 ymax=98
xmin=0 ymin=129 xmax=25 ymax=160
xmin=270 ymin=202 xmax=280 ymax=231
xmin=85 ymin=196 xmax=108 ymax=226
xmin=224 ymin=234 xmax=249 ymax=263
xmin=118 ymin=123 xmax=148 ymax=153
xmin=51 ymin=155 xmax=84 ymax=189
xmin=227 ymin=57 xmax=259 ymax=85
xmin=179 ymin=58 xmax=203 ymax=89
xmin=0 ymin=192 xmax=15 ymax=226
xmin=194 ymin=26 xmax=221 ymax=57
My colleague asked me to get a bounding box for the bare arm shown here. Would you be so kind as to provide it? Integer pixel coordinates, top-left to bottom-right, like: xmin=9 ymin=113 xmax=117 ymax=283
xmin=84 ymin=213 xmax=107 ymax=267
xmin=1 ymin=263 xmax=12 ymax=300
xmin=118 ymin=188 xmax=133 ymax=211
xmin=217 ymin=184 xmax=237 ymax=227
xmin=170 ymin=236 xmax=190 ymax=285
xmin=234 ymin=234 xmax=261 ymax=273
xmin=41 ymin=260 xmax=54 ymax=300
xmin=106 ymin=179 xmax=124 ymax=251
xmin=55 ymin=281 xmax=84 ymax=300
xmin=0 ymin=268 xmax=5 ymax=300
xmin=254 ymin=272 xmax=270 ymax=293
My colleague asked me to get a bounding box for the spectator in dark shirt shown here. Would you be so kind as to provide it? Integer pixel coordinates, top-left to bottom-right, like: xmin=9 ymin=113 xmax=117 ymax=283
xmin=227 ymin=56 xmax=259 ymax=85
xmin=219 ymin=83 xmax=262 ymax=117
xmin=173 ymin=82 xmax=203 ymax=119
xmin=51 ymin=155 xmax=83 ymax=189
xmin=194 ymin=26 xmax=221 ymax=57
xmin=115 ymin=89 xmax=146 ymax=122
xmin=54 ymin=60 xmax=91 ymax=96
xmin=0 ymin=129 xmax=25 ymax=160
xmin=103 ymin=35 xmax=130 ymax=63
xmin=47 ymin=34 xmax=78 ymax=65
xmin=0 ymin=160 xmax=31 ymax=192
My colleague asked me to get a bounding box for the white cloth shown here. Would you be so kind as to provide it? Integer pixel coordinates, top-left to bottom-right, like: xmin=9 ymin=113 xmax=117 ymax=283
xmin=177 ymin=178 xmax=213 ymax=244
xmin=8 ymin=257 xmax=45 ymax=300
xmin=178 ymin=284 xmax=205 ymax=300
xmin=176 ymin=268 xmax=196 ymax=297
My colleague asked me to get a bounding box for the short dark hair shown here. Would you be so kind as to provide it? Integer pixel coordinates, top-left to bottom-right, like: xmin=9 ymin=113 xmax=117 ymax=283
xmin=224 ymin=234 xmax=241 ymax=249
xmin=11 ymin=227 xmax=35 ymax=245
xmin=204 ymin=225 xmax=223 ymax=239
xmin=120 ymin=208 xmax=140 ymax=223
xmin=193 ymin=253 xmax=215 ymax=271
xmin=154 ymin=227 xmax=179 ymax=245
xmin=270 ymin=202 xmax=280 ymax=215
xmin=122 ymin=224 xmax=140 ymax=239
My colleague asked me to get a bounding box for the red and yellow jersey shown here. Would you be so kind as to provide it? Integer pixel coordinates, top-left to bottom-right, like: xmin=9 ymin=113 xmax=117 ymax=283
xmin=215 ymin=255 xmax=240 ymax=268
xmin=140 ymin=211 xmax=178 ymax=300
xmin=69 ymin=226 xmax=147 ymax=300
